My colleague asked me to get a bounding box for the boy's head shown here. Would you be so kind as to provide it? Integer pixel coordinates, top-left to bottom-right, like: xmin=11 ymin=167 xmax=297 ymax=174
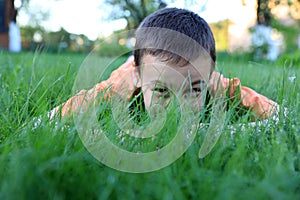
xmin=133 ymin=8 xmax=216 ymax=110
xmin=134 ymin=7 xmax=216 ymax=68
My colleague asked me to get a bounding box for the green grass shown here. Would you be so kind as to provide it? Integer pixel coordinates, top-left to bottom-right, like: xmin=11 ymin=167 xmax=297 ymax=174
xmin=0 ymin=51 xmax=299 ymax=199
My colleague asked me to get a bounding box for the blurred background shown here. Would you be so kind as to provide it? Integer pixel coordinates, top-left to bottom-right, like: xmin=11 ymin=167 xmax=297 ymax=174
xmin=0 ymin=0 xmax=299 ymax=61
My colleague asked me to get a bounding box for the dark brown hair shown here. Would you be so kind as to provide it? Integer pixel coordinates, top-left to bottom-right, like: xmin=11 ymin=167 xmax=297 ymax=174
xmin=134 ymin=8 xmax=216 ymax=72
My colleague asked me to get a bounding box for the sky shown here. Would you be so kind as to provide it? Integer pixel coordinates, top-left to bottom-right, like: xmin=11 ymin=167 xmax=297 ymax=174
xmin=17 ymin=0 xmax=255 ymax=40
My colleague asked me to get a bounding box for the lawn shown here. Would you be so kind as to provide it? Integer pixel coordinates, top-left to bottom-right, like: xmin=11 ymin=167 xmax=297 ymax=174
xmin=0 ymin=50 xmax=299 ymax=199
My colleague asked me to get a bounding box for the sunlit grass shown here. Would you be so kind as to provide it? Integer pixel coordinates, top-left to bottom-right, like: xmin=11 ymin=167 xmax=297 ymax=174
xmin=0 ymin=51 xmax=299 ymax=199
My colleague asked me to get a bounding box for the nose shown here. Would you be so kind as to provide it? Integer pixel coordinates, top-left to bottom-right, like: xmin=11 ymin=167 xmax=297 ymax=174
xmin=182 ymin=93 xmax=203 ymax=113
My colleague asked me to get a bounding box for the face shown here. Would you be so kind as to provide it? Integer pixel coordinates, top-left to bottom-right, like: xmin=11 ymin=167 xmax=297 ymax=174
xmin=138 ymin=55 xmax=207 ymax=111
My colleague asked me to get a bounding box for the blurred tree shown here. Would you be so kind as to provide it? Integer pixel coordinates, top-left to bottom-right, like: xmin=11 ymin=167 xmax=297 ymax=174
xmin=21 ymin=26 xmax=94 ymax=53
xmin=19 ymin=0 xmax=95 ymax=53
xmin=256 ymin=0 xmax=300 ymax=24
xmin=210 ymin=20 xmax=230 ymax=51
xmin=257 ymin=0 xmax=272 ymax=26
xmin=20 ymin=0 xmax=50 ymax=27
xmin=20 ymin=25 xmax=45 ymax=50
xmin=251 ymin=0 xmax=300 ymax=59
xmin=104 ymin=0 xmax=169 ymax=30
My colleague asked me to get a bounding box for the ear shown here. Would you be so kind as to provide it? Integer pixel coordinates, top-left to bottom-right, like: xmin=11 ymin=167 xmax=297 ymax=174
xmin=132 ymin=67 xmax=142 ymax=88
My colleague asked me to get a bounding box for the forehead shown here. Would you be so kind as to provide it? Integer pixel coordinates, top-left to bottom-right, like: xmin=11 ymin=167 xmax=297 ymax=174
xmin=140 ymin=55 xmax=205 ymax=89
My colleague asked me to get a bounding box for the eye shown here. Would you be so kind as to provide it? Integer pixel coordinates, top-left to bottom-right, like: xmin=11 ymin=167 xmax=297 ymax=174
xmin=192 ymin=88 xmax=201 ymax=93
xmin=154 ymin=88 xmax=168 ymax=93
xmin=153 ymin=87 xmax=170 ymax=97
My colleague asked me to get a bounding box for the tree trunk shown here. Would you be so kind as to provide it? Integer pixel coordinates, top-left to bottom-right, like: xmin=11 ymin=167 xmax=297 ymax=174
xmin=257 ymin=0 xmax=271 ymax=26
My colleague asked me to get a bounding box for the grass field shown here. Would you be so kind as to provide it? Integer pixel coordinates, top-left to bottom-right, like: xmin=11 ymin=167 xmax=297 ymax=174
xmin=0 ymin=50 xmax=299 ymax=199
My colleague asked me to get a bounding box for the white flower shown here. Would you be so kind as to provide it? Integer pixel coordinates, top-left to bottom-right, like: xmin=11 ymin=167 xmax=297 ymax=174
xmin=288 ymin=76 xmax=296 ymax=82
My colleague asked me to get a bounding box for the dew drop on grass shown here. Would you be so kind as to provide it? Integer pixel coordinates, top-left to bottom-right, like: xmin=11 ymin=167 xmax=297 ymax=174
xmin=107 ymin=175 xmax=116 ymax=184
xmin=121 ymin=137 xmax=125 ymax=143
xmin=276 ymin=139 xmax=281 ymax=144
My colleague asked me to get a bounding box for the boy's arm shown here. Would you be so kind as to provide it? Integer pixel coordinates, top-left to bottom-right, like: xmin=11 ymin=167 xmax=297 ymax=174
xmin=50 ymin=58 xmax=137 ymax=119
xmin=209 ymin=72 xmax=278 ymax=120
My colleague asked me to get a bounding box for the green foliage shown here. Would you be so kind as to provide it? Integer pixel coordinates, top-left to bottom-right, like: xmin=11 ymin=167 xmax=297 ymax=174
xmin=0 ymin=51 xmax=299 ymax=199
xmin=278 ymin=50 xmax=300 ymax=67
xmin=95 ymin=29 xmax=135 ymax=57
xmin=271 ymin=19 xmax=300 ymax=53
xmin=96 ymin=38 xmax=132 ymax=57
xmin=209 ymin=20 xmax=230 ymax=51
xmin=249 ymin=0 xmax=300 ymax=58
xmin=105 ymin=0 xmax=168 ymax=29
xmin=20 ymin=26 xmax=94 ymax=53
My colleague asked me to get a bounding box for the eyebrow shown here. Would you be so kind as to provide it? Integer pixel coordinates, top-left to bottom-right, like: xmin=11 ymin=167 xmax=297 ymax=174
xmin=151 ymin=79 xmax=205 ymax=91
xmin=191 ymin=79 xmax=205 ymax=86
xmin=151 ymin=80 xmax=169 ymax=88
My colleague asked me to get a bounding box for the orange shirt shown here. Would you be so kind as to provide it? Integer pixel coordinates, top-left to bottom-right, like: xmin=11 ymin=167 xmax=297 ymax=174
xmin=50 ymin=59 xmax=278 ymax=120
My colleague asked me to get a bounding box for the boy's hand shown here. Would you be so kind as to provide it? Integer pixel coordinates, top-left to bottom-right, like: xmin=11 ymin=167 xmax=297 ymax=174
xmin=208 ymin=71 xmax=241 ymax=99
xmin=208 ymin=71 xmax=278 ymax=120
xmin=51 ymin=58 xmax=138 ymax=119
xmin=100 ymin=58 xmax=138 ymax=100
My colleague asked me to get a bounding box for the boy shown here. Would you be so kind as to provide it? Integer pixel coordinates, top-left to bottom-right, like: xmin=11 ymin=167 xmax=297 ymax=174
xmin=50 ymin=8 xmax=278 ymax=121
